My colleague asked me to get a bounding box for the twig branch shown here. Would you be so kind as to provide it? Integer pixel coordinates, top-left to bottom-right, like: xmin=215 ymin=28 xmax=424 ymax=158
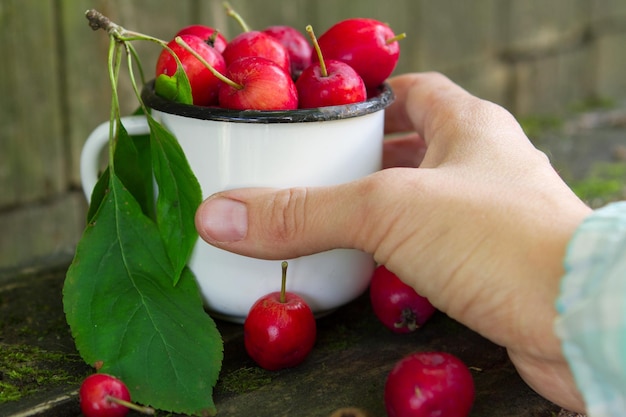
xmin=85 ymin=9 xmax=123 ymax=37
xmin=84 ymin=9 xmax=167 ymax=47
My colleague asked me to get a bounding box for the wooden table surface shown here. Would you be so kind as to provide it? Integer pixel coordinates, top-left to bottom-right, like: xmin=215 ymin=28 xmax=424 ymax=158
xmin=0 ymin=260 xmax=569 ymax=417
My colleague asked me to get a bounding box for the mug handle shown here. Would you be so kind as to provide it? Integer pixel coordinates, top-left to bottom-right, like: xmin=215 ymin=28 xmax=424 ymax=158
xmin=80 ymin=115 xmax=150 ymax=202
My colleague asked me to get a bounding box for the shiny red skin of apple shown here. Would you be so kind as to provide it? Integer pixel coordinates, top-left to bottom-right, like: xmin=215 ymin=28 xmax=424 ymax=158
xmin=384 ymin=351 xmax=475 ymax=417
xmin=222 ymin=31 xmax=292 ymax=75
xmin=244 ymin=291 xmax=317 ymax=371
xmin=295 ymin=59 xmax=366 ymax=108
xmin=155 ymin=34 xmax=226 ymax=106
xmin=218 ymin=56 xmax=298 ymax=110
xmin=369 ymin=265 xmax=436 ymax=333
xmin=79 ymin=374 xmax=131 ymax=417
xmin=175 ymin=24 xmax=228 ymax=53
xmin=314 ymin=18 xmax=401 ymax=89
xmin=262 ymin=25 xmax=312 ymax=78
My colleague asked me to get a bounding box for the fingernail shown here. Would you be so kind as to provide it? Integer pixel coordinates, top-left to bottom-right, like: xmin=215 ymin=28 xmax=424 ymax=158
xmin=198 ymin=197 xmax=248 ymax=242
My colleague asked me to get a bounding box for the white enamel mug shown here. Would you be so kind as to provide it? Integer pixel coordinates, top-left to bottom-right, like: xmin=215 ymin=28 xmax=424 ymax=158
xmin=81 ymin=81 xmax=394 ymax=323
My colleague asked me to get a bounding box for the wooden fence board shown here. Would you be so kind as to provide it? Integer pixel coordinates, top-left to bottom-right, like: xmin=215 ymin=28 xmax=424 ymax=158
xmin=498 ymin=0 xmax=591 ymax=52
xmin=0 ymin=0 xmax=65 ymax=207
xmin=0 ymin=192 xmax=86 ymax=267
xmin=416 ymin=1 xmax=496 ymax=71
xmin=1 ymin=0 xmax=626 ymax=268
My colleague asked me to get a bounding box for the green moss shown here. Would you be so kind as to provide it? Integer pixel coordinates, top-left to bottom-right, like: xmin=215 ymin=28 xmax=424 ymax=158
xmin=0 ymin=343 xmax=85 ymax=404
xmin=316 ymin=308 xmax=379 ymax=353
xmin=0 ymin=382 xmax=22 ymax=402
xmin=568 ymin=96 xmax=616 ymax=114
xmin=519 ymin=115 xmax=564 ymax=140
xmin=318 ymin=323 xmax=360 ymax=352
xmin=520 ymin=95 xmax=615 ymax=141
xmin=569 ymin=162 xmax=626 ymax=207
xmin=219 ymin=366 xmax=272 ymax=394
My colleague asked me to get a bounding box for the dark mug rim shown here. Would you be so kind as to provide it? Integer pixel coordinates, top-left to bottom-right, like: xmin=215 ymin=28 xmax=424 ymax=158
xmin=140 ymin=80 xmax=394 ymax=124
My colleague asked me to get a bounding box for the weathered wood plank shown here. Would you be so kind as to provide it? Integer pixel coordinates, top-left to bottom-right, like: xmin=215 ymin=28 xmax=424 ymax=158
xmin=0 ymin=266 xmax=562 ymax=416
xmin=595 ymin=31 xmax=626 ymax=101
xmin=512 ymin=47 xmax=595 ymax=116
xmin=0 ymin=192 xmax=86 ymax=268
xmin=0 ymin=0 xmax=65 ymax=207
xmin=496 ymin=0 xmax=591 ymax=52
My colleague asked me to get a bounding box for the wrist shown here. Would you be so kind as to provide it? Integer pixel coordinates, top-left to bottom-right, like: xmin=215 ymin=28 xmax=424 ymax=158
xmin=555 ymin=201 xmax=626 ymax=415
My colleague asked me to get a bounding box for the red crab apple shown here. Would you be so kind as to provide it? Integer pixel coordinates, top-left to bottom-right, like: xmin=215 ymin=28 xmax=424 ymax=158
xmin=222 ymin=3 xmax=291 ymax=74
xmin=262 ymin=25 xmax=313 ymax=78
xmin=175 ymin=37 xmax=298 ymax=110
xmin=369 ymin=265 xmax=436 ymax=333
xmin=314 ymin=17 xmax=405 ymax=89
xmin=175 ymin=24 xmax=228 ymax=53
xmin=222 ymin=31 xmax=291 ymax=75
xmin=155 ymin=34 xmax=226 ymax=106
xmin=243 ymin=261 xmax=317 ymax=371
xmin=384 ymin=352 xmax=475 ymax=417
xmin=79 ymin=373 xmax=154 ymax=417
xmin=296 ymin=25 xmax=366 ymax=109
xmin=218 ymin=56 xmax=298 ymax=110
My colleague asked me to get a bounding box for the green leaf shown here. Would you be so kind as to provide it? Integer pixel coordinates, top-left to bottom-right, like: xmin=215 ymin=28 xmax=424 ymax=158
xmin=86 ymin=121 xmax=154 ymax=223
xmin=132 ymin=105 xmax=147 ymax=116
xmin=114 ymin=122 xmax=155 ymax=220
xmin=154 ymin=71 xmax=193 ymax=105
xmin=63 ymin=173 xmax=223 ymax=416
xmin=86 ymin=167 xmax=110 ymax=223
xmin=148 ymin=116 xmax=202 ymax=283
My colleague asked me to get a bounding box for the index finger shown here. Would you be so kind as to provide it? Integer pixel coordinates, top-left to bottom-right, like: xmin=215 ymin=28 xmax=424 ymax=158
xmin=384 ymin=72 xmax=529 ymax=152
xmin=384 ymin=72 xmax=470 ymax=139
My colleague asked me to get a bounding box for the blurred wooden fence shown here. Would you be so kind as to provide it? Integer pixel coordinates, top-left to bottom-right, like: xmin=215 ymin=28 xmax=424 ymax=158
xmin=1 ymin=0 xmax=626 ymax=268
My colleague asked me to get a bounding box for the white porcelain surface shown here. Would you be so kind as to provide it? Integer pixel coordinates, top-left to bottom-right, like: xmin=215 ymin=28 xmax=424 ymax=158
xmin=81 ymin=92 xmax=390 ymax=323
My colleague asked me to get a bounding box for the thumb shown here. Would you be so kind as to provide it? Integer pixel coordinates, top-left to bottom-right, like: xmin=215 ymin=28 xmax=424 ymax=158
xmin=194 ymin=172 xmax=411 ymax=261
xmin=194 ymin=72 xmax=477 ymax=261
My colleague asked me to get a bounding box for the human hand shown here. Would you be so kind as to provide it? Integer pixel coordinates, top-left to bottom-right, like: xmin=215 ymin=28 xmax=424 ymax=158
xmin=195 ymin=72 xmax=591 ymax=412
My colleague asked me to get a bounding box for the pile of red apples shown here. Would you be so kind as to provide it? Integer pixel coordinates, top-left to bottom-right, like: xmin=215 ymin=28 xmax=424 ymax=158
xmin=155 ymin=12 xmax=404 ymax=111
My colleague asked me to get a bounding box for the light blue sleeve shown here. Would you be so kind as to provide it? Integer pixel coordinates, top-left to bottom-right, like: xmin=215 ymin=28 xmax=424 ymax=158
xmin=555 ymin=201 xmax=626 ymax=417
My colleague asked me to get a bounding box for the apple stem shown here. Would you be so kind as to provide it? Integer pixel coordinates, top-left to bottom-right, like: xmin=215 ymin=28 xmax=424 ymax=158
xmin=386 ymin=32 xmax=407 ymax=45
xmin=106 ymin=395 xmax=155 ymax=415
xmin=305 ymin=25 xmax=328 ymax=77
xmin=206 ymin=29 xmax=221 ymax=47
xmin=174 ymin=36 xmax=243 ymax=90
xmin=280 ymin=261 xmax=288 ymax=304
xmin=223 ymin=1 xmax=251 ymax=32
